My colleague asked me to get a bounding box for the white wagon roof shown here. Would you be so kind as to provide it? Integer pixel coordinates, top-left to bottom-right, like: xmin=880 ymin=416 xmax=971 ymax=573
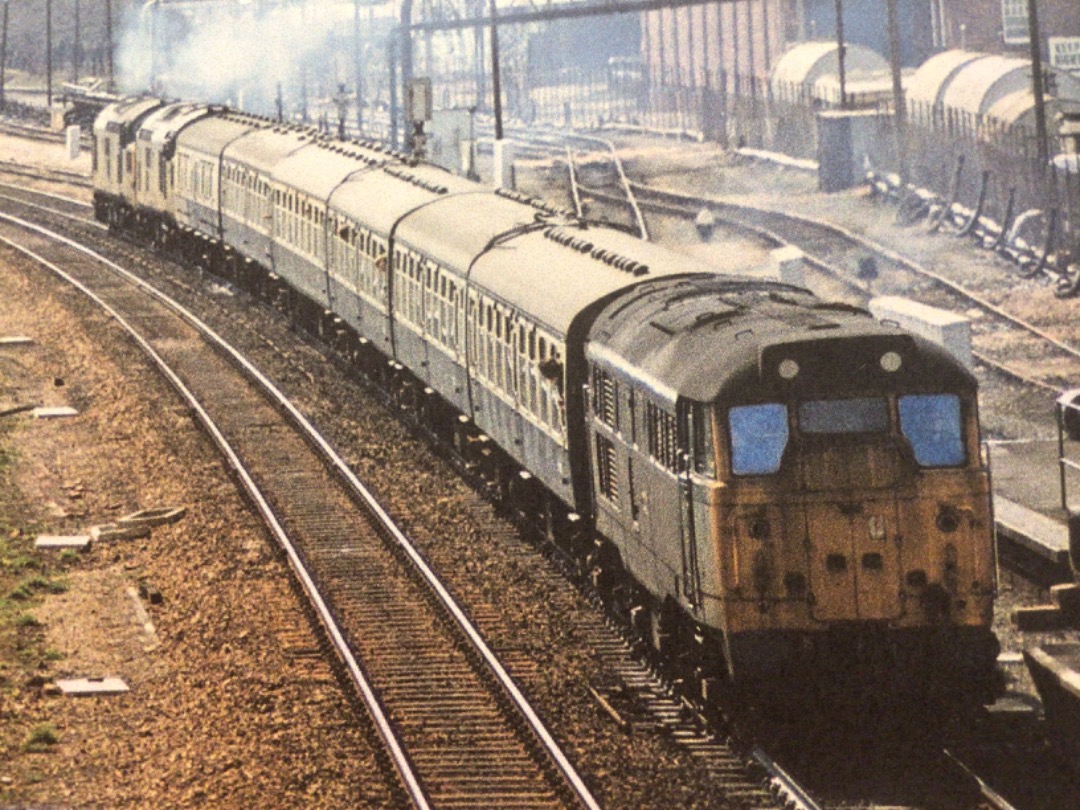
xmin=905 ymin=50 xmax=988 ymax=108
xmin=942 ymin=55 xmax=1038 ymax=117
xmin=223 ymin=125 xmax=313 ymax=175
xmin=770 ymin=41 xmax=888 ymax=89
xmin=176 ymin=112 xmax=264 ymax=159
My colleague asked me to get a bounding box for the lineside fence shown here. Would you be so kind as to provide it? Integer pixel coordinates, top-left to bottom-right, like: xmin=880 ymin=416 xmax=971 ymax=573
xmin=426 ymin=64 xmax=1077 ymax=262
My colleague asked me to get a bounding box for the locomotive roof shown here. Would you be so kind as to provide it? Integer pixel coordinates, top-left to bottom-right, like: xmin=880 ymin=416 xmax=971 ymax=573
xmin=93 ymin=96 xmax=164 ymax=138
xmin=137 ymin=102 xmax=210 ymax=148
xmin=587 ymin=276 xmax=975 ymax=405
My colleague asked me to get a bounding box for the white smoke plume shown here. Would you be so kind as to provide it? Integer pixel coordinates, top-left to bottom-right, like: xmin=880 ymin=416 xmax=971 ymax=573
xmin=116 ymin=1 xmax=376 ymax=116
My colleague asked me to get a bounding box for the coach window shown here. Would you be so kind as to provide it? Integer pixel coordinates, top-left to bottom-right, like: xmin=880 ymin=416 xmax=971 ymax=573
xmin=728 ymin=403 xmax=788 ymax=476
xmin=898 ymin=394 xmax=965 ymax=467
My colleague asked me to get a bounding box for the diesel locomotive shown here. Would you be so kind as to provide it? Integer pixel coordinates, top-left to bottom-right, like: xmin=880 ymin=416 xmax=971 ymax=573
xmin=92 ymin=96 xmax=1002 ymax=709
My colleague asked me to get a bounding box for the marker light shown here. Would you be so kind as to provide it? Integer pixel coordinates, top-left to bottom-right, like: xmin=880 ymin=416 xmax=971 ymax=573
xmin=778 ymin=359 xmax=800 ymax=379
xmin=880 ymin=351 xmax=902 ymax=372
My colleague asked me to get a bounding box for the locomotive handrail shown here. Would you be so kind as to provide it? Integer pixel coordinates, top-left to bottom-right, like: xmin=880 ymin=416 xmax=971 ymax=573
xmin=1056 ymin=388 xmax=1080 ymax=512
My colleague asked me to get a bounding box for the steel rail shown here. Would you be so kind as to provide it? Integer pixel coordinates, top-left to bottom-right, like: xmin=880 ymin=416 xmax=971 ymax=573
xmin=566 ymin=146 xmax=585 ymax=219
xmin=0 ymin=211 xmax=602 ymax=810
xmin=942 ymin=749 xmax=1022 ymax=810
xmin=0 ymin=192 xmax=102 ymax=228
xmin=0 ymin=181 xmax=93 ymax=209
xmin=0 ymin=224 xmax=433 ymax=810
xmin=750 ymin=748 xmax=823 ymax=810
xmin=564 ymin=132 xmax=649 ymax=241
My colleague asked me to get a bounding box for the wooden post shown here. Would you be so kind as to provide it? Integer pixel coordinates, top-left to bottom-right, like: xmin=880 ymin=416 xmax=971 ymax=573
xmin=834 ymin=0 xmax=847 ymax=108
xmin=886 ymin=0 xmax=907 ymax=184
xmin=1 ymin=1 xmax=8 ymax=112
xmin=354 ymin=0 xmax=363 ymax=131
xmin=46 ymin=0 xmax=52 ymax=107
xmin=1026 ymin=0 xmax=1048 ymax=169
xmin=106 ymin=0 xmax=113 ymax=91
xmin=490 ymin=0 xmax=502 ymax=140
xmin=73 ymin=0 xmax=80 ymax=82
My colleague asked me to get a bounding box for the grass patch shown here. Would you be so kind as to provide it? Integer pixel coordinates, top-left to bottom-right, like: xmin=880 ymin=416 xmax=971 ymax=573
xmin=42 ymin=648 xmax=63 ymax=661
xmin=23 ymin=724 xmax=59 ymax=752
xmin=14 ymin=613 xmax=40 ymax=628
xmin=7 ymin=574 xmax=67 ymax=602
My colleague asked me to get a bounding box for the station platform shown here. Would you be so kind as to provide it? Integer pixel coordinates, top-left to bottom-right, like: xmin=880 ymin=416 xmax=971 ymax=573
xmin=989 ymin=439 xmax=1073 ymax=571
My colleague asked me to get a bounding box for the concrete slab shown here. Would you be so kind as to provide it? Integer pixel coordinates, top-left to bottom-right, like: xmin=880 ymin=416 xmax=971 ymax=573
xmin=117 ymin=506 xmax=186 ymax=528
xmin=55 ymin=677 xmax=129 ymax=696
xmin=0 ymin=335 xmax=34 ymax=347
xmin=34 ymin=534 xmax=91 ymax=551
xmin=1014 ymin=604 xmax=1067 ymax=631
xmin=90 ymin=523 xmax=151 ymax=542
xmin=1025 ymin=645 xmax=1080 ymax=761
xmin=994 ymin=496 xmax=1070 ymax=567
xmin=32 ymin=406 xmax=78 ymax=419
xmin=985 ymin=691 xmax=1042 ymax=715
xmin=869 ymin=296 xmax=972 ymax=370
xmin=988 ymin=439 xmax=1070 ymax=516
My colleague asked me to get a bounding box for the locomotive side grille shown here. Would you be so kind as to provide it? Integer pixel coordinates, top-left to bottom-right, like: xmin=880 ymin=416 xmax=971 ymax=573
xmin=596 ymin=435 xmax=620 ymax=504
xmin=593 ymin=366 xmax=618 ymax=429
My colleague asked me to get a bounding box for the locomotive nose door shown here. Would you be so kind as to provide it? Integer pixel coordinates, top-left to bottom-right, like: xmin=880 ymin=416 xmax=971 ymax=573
xmin=801 ymin=435 xmax=905 ymax=622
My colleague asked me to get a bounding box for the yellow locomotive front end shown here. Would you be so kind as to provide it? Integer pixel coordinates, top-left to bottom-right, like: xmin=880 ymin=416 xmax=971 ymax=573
xmin=706 ymin=333 xmax=1000 ymax=707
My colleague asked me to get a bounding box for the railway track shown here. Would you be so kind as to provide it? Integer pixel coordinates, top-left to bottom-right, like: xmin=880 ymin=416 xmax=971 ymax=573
xmin=0 ymin=175 xmax=839 ymax=809
xmin=0 ymin=210 xmax=598 ymax=810
xmin=1 ymin=164 xmax=1051 ymax=810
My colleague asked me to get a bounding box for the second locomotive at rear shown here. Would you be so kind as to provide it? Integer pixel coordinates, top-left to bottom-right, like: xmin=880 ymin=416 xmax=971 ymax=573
xmin=92 ymin=97 xmax=1001 ymax=710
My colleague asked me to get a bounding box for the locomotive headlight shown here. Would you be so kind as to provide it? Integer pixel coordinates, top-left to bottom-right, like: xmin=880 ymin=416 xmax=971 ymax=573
xmin=778 ymin=358 xmax=800 ymax=379
xmin=880 ymin=351 xmax=902 ymax=372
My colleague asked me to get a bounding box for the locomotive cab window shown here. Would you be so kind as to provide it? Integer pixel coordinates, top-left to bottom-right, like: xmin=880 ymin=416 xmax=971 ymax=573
xmin=898 ymin=393 xmax=966 ymax=467
xmin=728 ymin=403 xmax=789 ymax=476
xmin=798 ymin=397 xmax=889 ymax=435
